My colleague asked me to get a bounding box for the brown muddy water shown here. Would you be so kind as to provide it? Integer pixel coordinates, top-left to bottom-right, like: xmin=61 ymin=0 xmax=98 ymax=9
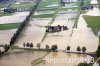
xmin=0 ymin=50 xmax=48 ymax=66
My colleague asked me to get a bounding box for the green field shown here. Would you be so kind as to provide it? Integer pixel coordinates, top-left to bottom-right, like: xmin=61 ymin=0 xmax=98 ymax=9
xmin=83 ymin=15 xmax=100 ymax=35
xmin=32 ymin=0 xmax=60 ymax=18
xmin=33 ymin=0 xmax=80 ymax=18
xmin=33 ymin=13 xmax=54 ymax=18
xmin=98 ymin=0 xmax=100 ymax=9
xmin=83 ymin=0 xmax=91 ymax=7
xmin=0 ymin=23 xmax=21 ymax=30
xmin=11 ymin=3 xmax=34 ymax=10
xmin=37 ymin=0 xmax=60 ymax=9
xmin=37 ymin=7 xmax=57 ymax=11
xmin=0 ymin=13 xmax=13 ymax=17
xmin=0 ymin=3 xmax=9 ymax=8
xmin=59 ymin=7 xmax=79 ymax=11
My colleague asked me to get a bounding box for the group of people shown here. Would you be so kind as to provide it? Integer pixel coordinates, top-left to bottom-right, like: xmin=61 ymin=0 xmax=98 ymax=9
xmin=46 ymin=25 xmax=68 ymax=33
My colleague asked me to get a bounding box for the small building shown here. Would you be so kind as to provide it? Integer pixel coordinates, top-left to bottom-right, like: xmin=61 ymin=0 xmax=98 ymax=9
xmin=4 ymin=8 xmax=16 ymax=13
xmin=61 ymin=0 xmax=71 ymax=6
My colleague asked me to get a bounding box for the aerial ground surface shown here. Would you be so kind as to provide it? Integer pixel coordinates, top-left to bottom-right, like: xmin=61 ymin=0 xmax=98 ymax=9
xmin=0 ymin=0 xmax=100 ymax=66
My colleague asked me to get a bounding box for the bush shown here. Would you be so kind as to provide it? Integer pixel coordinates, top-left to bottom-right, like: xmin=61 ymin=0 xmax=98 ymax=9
xmin=66 ymin=46 xmax=71 ymax=51
xmin=51 ymin=45 xmax=58 ymax=51
xmin=82 ymin=46 xmax=87 ymax=53
xmin=77 ymin=46 xmax=81 ymax=52
xmin=78 ymin=62 xmax=89 ymax=66
xmin=45 ymin=45 xmax=49 ymax=49
xmin=96 ymin=50 xmax=100 ymax=57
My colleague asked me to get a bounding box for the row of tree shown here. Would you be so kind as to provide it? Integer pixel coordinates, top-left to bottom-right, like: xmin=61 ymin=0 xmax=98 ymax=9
xmin=0 ymin=0 xmax=42 ymax=56
xmin=23 ymin=43 xmax=57 ymax=51
xmin=10 ymin=0 xmax=41 ymax=46
xmin=66 ymin=46 xmax=87 ymax=53
xmin=23 ymin=42 xmax=34 ymax=48
xmin=23 ymin=43 xmax=87 ymax=53
xmin=0 ymin=44 xmax=10 ymax=55
xmin=23 ymin=43 xmax=41 ymax=49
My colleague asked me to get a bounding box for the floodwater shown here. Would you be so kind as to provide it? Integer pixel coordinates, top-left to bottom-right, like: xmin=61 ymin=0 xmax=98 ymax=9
xmin=98 ymin=31 xmax=100 ymax=36
xmin=0 ymin=0 xmax=99 ymax=66
xmin=91 ymin=0 xmax=98 ymax=4
xmin=0 ymin=29 xmax=17 ymax=45
xmin=34 ymin=11 xmax=55 ymax=15
xmin=0 ymin=47 xmax=4 ymax=52
xmin=41 ymin=0 xmax=99 ymax=52
xmin=46 ymin=3 xmax=78 ymax=8
xmin=85 ymin=7 xmax=100 ymax=16
xmin=35 ymin=52 xmax=94 ymax=66
xmin=14 ymin=0 xmax=99 ymax=52
xmin=0 ymin=50 xmax=48 ymax=66
xmin=41 ymin=8 xmax=99 ymax=52
xmin=41 ymin=13 xmax=77 ymax=50
xmin=68 ymin=15 xmax=99 ymax=52
xmin=0 ymin=12 xmax=29 ymax=24
xmin=0 ymin=12 xmax=29 ymax=45
xmin=85 ymin=0 xmax=100 ymax=25
xmin=93 ymin=58 xmax=100 ymax=66
xmin=46 ymin=4 xmax=58 ymax=8
xmin=14 ymin=18 xmax=52 ymax=48
xmin=93 ymin=61 xmax=99 ymax=66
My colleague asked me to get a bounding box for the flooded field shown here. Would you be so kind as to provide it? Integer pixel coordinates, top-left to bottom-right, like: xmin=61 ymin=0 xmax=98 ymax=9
xmin=0 ymin=47 xmax=4 ymax=52
xmin=93 ymin=58 xmax=100 ymax=66
xmin=0 ymin=12 xmax=29 ymax=24
xmin=12 ymin=0 xmax=99 ymax=53
xmin=0 ymin=50 xmax=48 ymax=66
xmin=0 ymin=12 xmax=29 ymax=45
xmin=91 ymin=0 xmax=98 ymax=4
xmin=0 ymin=29 xmax=17 ymax=45
xmin=35 ymin=52 xmax=94 ymax=66
xmin=14 ymin=18 xmax=51 ymax=48
xmin=68 ymin=15 xmax=99 ymax=52
xmin=85 ymin=7 xmax=100 ymax=16
xmin=41 ymin=12 xmax=77 ymax=50
xmin=0 ymin=0 xmax=100 ymax=66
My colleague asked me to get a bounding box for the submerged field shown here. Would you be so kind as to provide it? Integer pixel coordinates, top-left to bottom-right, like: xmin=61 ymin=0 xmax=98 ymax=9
xmin=0 ymin=0 xmax=100 ymax=66
xmin=0 ymin=50 xmax=49 ymax=66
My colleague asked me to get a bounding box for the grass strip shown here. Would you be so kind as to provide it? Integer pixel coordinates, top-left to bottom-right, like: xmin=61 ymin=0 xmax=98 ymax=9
xmin=83 ymin=15 xmax=100 ymax=35
xmin=0 ymin=23 xmax=21 ymax=30
xmin=0 ymin=13 xmax=13 ymax=17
